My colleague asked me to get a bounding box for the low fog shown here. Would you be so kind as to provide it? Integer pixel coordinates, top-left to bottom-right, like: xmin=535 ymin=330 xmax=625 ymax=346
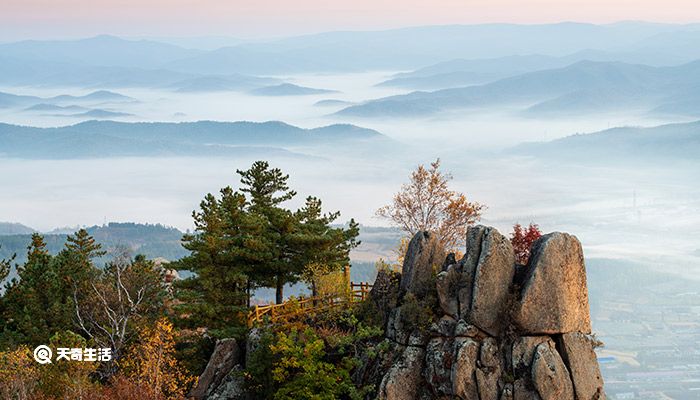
xmin=1 ymin=71 xmax=698 ymax=280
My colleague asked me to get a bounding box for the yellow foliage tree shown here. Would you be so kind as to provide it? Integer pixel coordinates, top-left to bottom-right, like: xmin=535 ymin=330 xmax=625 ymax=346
xmin=42 ymin=330 xmax=98 ymax=399
xmin=118 ymin=318 xmax=196 ymax=400
xmin=377 ymin=159 xmax=484 ymax=250
xmin=0 ymin=346 xmax=39 ymax=400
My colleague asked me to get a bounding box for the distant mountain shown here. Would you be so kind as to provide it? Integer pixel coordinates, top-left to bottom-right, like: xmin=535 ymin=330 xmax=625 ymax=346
xmin=1 ymin=23 xmax=699 ymax=82
xmin=338 ymin=60 xmax=700 ymax=118
xmin=377 ymin=55 xmax=574 ymax=90
xmin=510 ymin=120 xmax=700 ymax=162
xmin=314 ymin=99 xmax=355 ymax=107
xmin=0 ymin=90 xmax=133 ymax=109
xmin=24 ymin=103 xmax=87 ymax=112
xmin=49 ymin=90 xmax=133 ymax=103
xmin=0 ymin=120 xmax=389 ymax=159
xmin=0 ymin=35 xmax=200 ymax=69
xmin=0 ymin=91 xmax=42 ymax=108
xmin=0 ymin=222 xmax=189 ymax=269
xmin=165 ymin=22 xmax=690 ymax=74
xmin=0 ymin=222 xmax=34 ymax=236
xmin=169 ymin=74 xmax=279 ymax=92
xmin=65 ymin=109 xmax=134 ymax=119
xmin=250 ymin=83 xmax=337 ymax=96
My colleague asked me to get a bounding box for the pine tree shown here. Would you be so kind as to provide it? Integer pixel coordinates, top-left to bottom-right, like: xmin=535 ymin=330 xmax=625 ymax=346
xmin=65 ymin=228 xmax=107 ymax=261
xmin=0 ymin=231 xmax=104 ymax=347
xmin=0 ymin=248 xmax=14 ymax=283
xmin=175 ymin=160 xmax=361 ymax=341
xmin=295 ymin=196 xmax=360 ymax=297
xmin=237 ymin=161 xmax=300 ymax=304
xmin=175 ymin=188 xmax=255 ymax=338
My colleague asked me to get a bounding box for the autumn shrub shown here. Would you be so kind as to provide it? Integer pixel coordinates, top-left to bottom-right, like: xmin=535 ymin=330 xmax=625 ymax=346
xmin=80 ymin=376 xmax=156 ymax=400
xmin=0 ymin=345 xmax=40 ymax=400
xmin=269 ymin=328 xmax=366 ymax=400
xmin=399 ymin=291 xmax=436 ymax=331
xmin=118 ymin=318 xmax=196 ymax=400
xmin=510 ymin=223 xmax=542 ymax=265
xmin=38 ymin=331 xmax=98 ymax=399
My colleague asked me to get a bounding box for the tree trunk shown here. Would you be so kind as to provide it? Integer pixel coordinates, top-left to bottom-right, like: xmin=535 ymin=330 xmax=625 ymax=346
xmin=276 ymin=276 xmax=284 ymax=304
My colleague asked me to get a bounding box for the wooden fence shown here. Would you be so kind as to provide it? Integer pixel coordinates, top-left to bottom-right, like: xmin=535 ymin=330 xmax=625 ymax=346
xmin=247 ymin=281 xmax=373 ymax=327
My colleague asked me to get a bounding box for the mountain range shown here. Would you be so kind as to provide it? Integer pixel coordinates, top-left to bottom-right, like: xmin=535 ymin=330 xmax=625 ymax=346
xmin=0 ymin=90 xmax=133 ymax=109
xmin=338 ymin=60 xmax=700 ymax=118
xmin=2 ymin=22 xmax=700 ymax=88
xmin=0 ymin=120 xmax=389 ymax=159
xmin=510 ymin=120 xmax=700 ymax=162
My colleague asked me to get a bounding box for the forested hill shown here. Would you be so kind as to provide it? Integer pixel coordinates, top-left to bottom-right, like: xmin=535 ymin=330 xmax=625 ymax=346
xmin=0 ymin=222 xmax=188 ymax=267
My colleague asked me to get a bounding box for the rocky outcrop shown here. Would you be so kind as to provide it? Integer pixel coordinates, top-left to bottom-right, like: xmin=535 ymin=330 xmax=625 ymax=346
xmin=189 ymin=338 xmax=244 ymax=400
xmin=378 ymin=345 xmax=425 ymax=400
xmin=193 ymin=225 xmax=604 ymax=400
xmin=558 ymin=333 xmax=606 ymax=400
xmin=374 ymin=226 xmax=605 ymax=400
xmin=400 ymin=231 xmax=445 ymax=297
xmin=513 ymin=232 xmax=591 ymax=335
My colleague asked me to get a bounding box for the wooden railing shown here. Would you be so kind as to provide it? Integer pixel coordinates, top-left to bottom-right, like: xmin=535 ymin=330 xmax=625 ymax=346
xmin=247 ymin=281 xmax=373 ymax=327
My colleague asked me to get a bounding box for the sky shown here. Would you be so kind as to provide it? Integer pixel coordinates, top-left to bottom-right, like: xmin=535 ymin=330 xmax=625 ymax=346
xmin=2 ymin=0 xmax=700 ymax=40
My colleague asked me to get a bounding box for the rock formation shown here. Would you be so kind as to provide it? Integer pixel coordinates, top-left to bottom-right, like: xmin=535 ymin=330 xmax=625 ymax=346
xmin=375 ymin=225 xmax=605 ymax=400
xmin=189 ymin=338 xmax=245 ymax=400
xmin=191 ymin=224 xmax=604 ymax=400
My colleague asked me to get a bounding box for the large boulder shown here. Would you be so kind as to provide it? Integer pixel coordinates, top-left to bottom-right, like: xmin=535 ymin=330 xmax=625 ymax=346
xmin=512 ymin=336 xmax=551 ymax=373
xmin=207 ymin=365 xmax=245 ymax=400
xmin=436 ymin=225 xmax=515 ymax=335
xmin=436 ymin=268 xmax=460 ymax=317
xmin=468 ymin=226 xmax=516 ymax=336
xmin=399 ymin=231 xmax=445 ymax=297
xmin=189 ymin=338 xmax=242 ymax=400
xmin=511 ymin=337 xmax=550 ymax=400
xmin=378 ymin=345 xmax=425 ymax=400
xmin=531 ymin=341 xmax=575 ymax=400
xmin=451 ymin=337 xmax=480 ymax=400
xmin=558 ymin=333 xmax=606 ymax=400
xmin=513 ymin=232 xmax=592 ymax=334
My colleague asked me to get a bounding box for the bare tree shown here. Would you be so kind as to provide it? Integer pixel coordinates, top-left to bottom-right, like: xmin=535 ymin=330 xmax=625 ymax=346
xmin=377 ymin=159 xmax=484 ymax=250
xmin=74 ymin=248 xmax=164 ymax=378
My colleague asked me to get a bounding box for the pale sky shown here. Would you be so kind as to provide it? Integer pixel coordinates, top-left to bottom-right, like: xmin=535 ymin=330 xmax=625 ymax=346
xmin=1 ymin=0 xmax=700 ymax=40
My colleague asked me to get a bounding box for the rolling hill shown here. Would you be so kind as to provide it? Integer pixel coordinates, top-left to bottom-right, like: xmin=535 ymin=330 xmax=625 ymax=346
xmin=164 ymin=22 xmax=692 ymax=75
xmin=510 ymin=120 xmax=700 ymax=162
xmin=250 ymin=83 xmax=337 ymax=96
xmin=0 ymin=120 xmax=389 ymax=159
xmin=338 ymin=60 xmax=700 ymax=118
xmin=0 ymin=90 xmax=133 ymax=109
xmin=0 ymin=35 xmax=199 ymax=69
xmin=0 ymin=222 xmax=35 ymax=236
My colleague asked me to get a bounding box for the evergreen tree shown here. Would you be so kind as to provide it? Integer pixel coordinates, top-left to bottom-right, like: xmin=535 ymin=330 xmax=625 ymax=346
xmin=175 ymin=188 xmax=257 ymax=338
xmin=0 ymin=231 xmax=103 ymax=347
xmin=1 ymin=234 xmax=67 ymax=346
xmin=175 ymin=160 xmax=361 ymax=340
xmin=0 ymin=248 xmax=13 ymax=283
xmin=237 ymin=161 xmax=300 ymax=304
xmin=65 ymin=228 xmax=107 ymax=261
xmin=295 ymin=196 xmax=360 ymax=297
